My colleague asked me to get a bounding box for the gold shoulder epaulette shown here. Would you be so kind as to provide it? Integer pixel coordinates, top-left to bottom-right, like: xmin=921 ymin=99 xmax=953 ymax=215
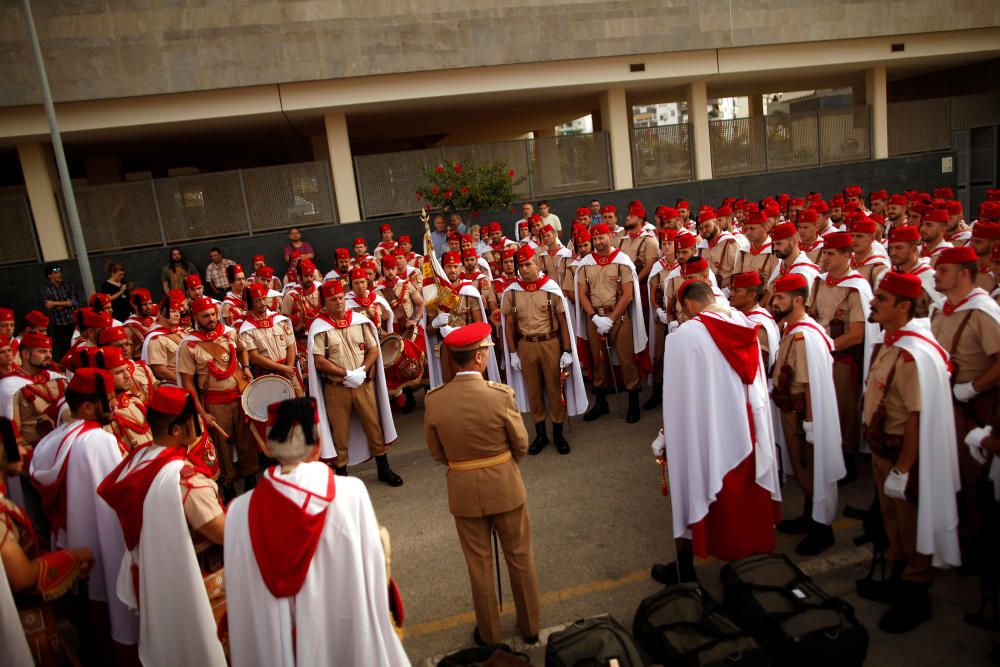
xmin=486 ymin=380 xmax=514 ymax=394
xmin=426 ymin=384 xmax=444 ymax=395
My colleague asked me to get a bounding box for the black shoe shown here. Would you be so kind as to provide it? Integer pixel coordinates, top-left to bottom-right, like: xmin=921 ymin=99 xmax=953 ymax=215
xmin=642 ymin=383 xmax=662 ymax=411
xmin=400 ymin=388 xmax=415 ymax=414
xmin=626 ymin=390 xmax=640 ymax=424
xmin=795 ymin=521 xmax=835 ymax=556
xmin=375 ymin=454 xmax=403 ymax=487
xmin=857 ymin=576 xmax=899 ymax=603
xmin=879 ymin=582 xmax=932 ymax=633
xmin=528 ymin=422 xmax=549 ymax=455
xmin=472 ymin=625 xmax=487 ymax=647
xmin=522 ymin=633 xmax=539 ymax=644
xmin=777 ymin=499 xmax=813 ymax=534
xmin=839 ymin=454 xmax=859 ymax=486
xmin=583 ymin=392 xmax=609 ymax=422
xmin=333 ymin=465 xmax=349 ymax=477
xmin=553 ymin=422 xmax=570 ymax=455
xmin=651 ymin=552 xmax=696 ymax=585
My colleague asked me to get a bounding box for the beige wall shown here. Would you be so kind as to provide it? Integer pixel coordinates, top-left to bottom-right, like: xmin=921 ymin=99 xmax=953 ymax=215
xmin=2 ymin=0 xmax=999 ymax=107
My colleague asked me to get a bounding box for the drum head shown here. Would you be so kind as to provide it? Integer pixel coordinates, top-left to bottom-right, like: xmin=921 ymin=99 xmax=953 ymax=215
xmin=241 ymin=375 xmax=295 ymax=422
xmin=381 ymin=334 xmax=404 ymax=366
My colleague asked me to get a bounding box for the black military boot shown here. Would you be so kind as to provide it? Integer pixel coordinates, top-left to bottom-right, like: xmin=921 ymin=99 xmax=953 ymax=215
xmin=552 ymin=422 xmax=570 ymax=455
xmin=375 ymin=454 xmax=403 ymax=487
xmin=583 ymin=389 xmax=609 ymax=422
xmin=400 ymin=387 xmax=416 ymax=414
xmin=651 ymin=551 xmax=697 ymax=585
xmin=528 ymin=422 xmax=549 ymax=455
xmin=333 ymin=465 xmax=349 ymax=477
xmin=642 ymin=382 xmax=662 ymax=411
xmin=857 ymin=562 xmax=904 ymax=602
xmin=626 ymin=390 xmax=640 ymax=423
xmin=879 ymin=581 xmax=932 ymax=634
xmin=839 ymin=453 xmax=858 ymax=486
xmin=796 ymin=520 xmax=835 ymax=556
xmin=777 ymin=498 xmax=812 ymax=534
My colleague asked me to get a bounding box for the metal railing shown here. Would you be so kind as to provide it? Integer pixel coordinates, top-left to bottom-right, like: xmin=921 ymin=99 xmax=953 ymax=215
xmin=629 ymin=123 xmax=693 ymax=186
xmin=353 ymin=132 xmax=612 ymax=219
xmin=64 ymin=160 xmax=337 ymax=253
xmin=888 ymin=97 xmax=952 ymax=156
xmin=0 ymin=192 xmax=42 ymax=265
xmin=709 ymin=106 xmax=872 ymax=177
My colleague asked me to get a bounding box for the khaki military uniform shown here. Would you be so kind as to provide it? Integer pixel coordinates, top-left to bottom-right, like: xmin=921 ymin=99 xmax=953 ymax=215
xmin=312 ymin=321 xmax=386 ymax=463
xmin=240 ymin=316 xmax=303 ymax=395
xmin=863 ymin=344 xmax=932 ymax=583
xmin=648 ymin=262 xmax=676 ymax=384
xmin=281 ymin=287 xmax=322 ymax=334
xmin=439 ymin=293 xmax=482 ymax=383
xmin=424 ymin=373 xmax=538 ymax=645
xmin=13 ymin=377 xmax=66 ymax=447
xmin=560 ymin=263 xmax=580 ymax=301
xmin=349 ymin=292 xmax=389 ymax=335
xmin=502 ymin=287 xmax=566 ymax=424
xmin=180 ymin=464 xmax=225 ymax=572
xmin=809 ymin=278 xmax=865 ymax=453
xmin=706 ymin=236 xmax=739 ymax=287
xmin=616 ymin=234 xmax=658 ymax=276
xmin=381 ymin=278 xmax=421 ymax=333
xmin=146 ymin=330 xmax=182 ymax=382
xmin=577 ymin=261 xmax=640 ymax=391
xmin=735 ymin=246 xmax=780 ymax=285
xmin=109 ymin=393 xmax=152 ymax=452
xmin=124 ymin=317 xmax=154 ymax=360
xmin=976 ymin=268 xmax=998 ymax=293
xmin=800 ymin=240 xmax=824 ymax=265
xmin=538 ymin=247 xmax=570 ymax=287
xmin=851 ymin=255 xmax=888 ymax=290
xmin=177 ymin=328 xmax=256 ymax=484
xmin=771 ymin=329 xmax=813 ymax=495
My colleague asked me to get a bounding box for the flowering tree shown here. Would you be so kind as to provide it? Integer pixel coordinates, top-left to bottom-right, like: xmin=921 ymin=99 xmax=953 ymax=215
xmin=415 ymin=158 xmax=526 ymax=216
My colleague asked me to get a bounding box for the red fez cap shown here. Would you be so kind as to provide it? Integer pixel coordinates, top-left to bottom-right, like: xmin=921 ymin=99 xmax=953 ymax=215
xmin=823 ymin=232 xmax=852 ymax=250
xmin=230 ymin=263 xmax=244 ymax=276
xmin=777 ymin=193 xmax=790 ymax=203
xmin=90 ymin=293 xmax=112 ymax=310
xmin=600 ymin=205 xmax=616 ymax=214
xmin=515 ymin=245 xmax=534 ymax=263
xmin=398 ymin=235 xmax=412 ymax=244
xmin=937 ymin=246 xmax=978 ymax=265
xmin=807 ymin=192 xmax=822 ymax=203
xmin=488 ymin=222 xmax=502 ymax=233
xmin=845 ymin=185 xmax=862 ymax=197
xmin=576 ymin=207 xmax=590 ymax=218
xmin=460 ymin=234 xmax=473 ymax=244
xmin=380 ymin=223 xmax=392 ymax=233
xmin=517 ymin=220 xmax=529 ymax=229
xmin=764 ymin=205 xmax=781 ymax=219
xmin=888 ymin=225 xmax=921 ymax=243
xmin=447 ymin=231 xmax=461 ymax=242
xmin=988 ymin=189 xmax=1000 ymax=202
xmin=681 ymin=256 xmax=708 ymax=276
xmin=812 ymin=200 xmax=830 ymax=214
xmin=68 ymin=368 xmax=113 ymax=396
xmin=80 ymin=308 xmax=111 ymax=329
xmin=252 ymin=254 xmax=266 ymax=264
xmin=830 ymin=194 xmax=845 ymax=207
xmin=591 ymin=223 xmax=611 ymax=236
xmin=870 ymin=189 xmax=888 ymax=201
xmin=981 ymin=202 xmax=1000 ymax=221
xmin=771 ymin=222 xmax=797 ymax=241
xmin=677 ymin=278 xmax=699 ymax=301
xmin=24 ymin=310 xmax=49 ymax=328
xmin=745 ymin=211 xmax=767 ymax=227
xmin=332 ymin=248 xmax=348 ymax=260
xmin=947 ymin=201 xmax=962 ymax=216
xmin=843 ymin=210 xmax=865 ymax=227
xmin=96 ymin=346 xmax=128 ymax=370
xmin=933 ymin=187 xmax=954 ymax=199
xmin=911 ymin=202 xmax=931 ymax=215
xmin=659 ymin=228 xmax=679 ymax=242
xmin=716 ymin=205 xmax=732 ymax=216
xmin=148 ymin=385 xmax=195 ymax=416
xmin=851 ymin=219 xmax=877 ymax=234
xmin=0 ymin=308 xmax=12 ymax=322
xmin=575 ymin=229 xmax=592 ymax=244
xmin=257 ymin=266 xmax=274 ymax=280
xmin=675 ymin=199 xmax=690 ymax=209
xmin=789 ymin=198 xmax=805 ymax=208
xmin=628 ymin=203 xmax=646 ymax=219
xmin=247 ymin=283 xmax=269 ymax=300
xmin=320 ymin=281 xmax=344 ymax=298
xmin=654 ymin=205 xmax=670 ymax=217
xmin=530 ymin=214 xmax=542 ymax=224
xmin=349 ymin=268 xmax=366 ymax=282
xmin=674 ymin=233 xmax=697 ymax=250
xmin=888 ymin=194 xmax=907 ymax=206
xmin=183 ymin=274 xmax=202 ymax=289
xmin=442 ymin=251 xmax=462 ymax=265
xmin=699 ymin=207 xmax=716 ymax=221
xmin=501 ymin=247 xmax=517 ymax=260
xmin=879 ymin=271 xmax=923 ymax=299
xmin=461 ymin=247 xmax=478 ymax=260
xmin=98 ymin=325 xmax=127 ymax=345
xmin=360 ymin=261 xmax=376 ymax=272
xmin=773 ymin=273 xmax=808 ymax=293
xmin=190 ymin=297 xmax=216 ymax=314
xmin=289 ymin=249 xmax=302 ymax=260
xmin=541 ymin=224 xmax=555 ymax=235
xmin=353 ymin=237 xmax=366 ymax=246
xmin=923 ymin=209 xmax=948 ymax=224
xmin=443 ymin=322 xmax=495 ymax=351
xmin=732 ymin=271 xmax=762 ymax=289
xmin=300 ymin=258 xmax=316 ymax=273
xmin=797 ymin=208 xmax=819 ymax=224
xmin=392 ymin=248 xmax=407 ymax=258
xmin=20 ymin=332 xmax=52 ymax=349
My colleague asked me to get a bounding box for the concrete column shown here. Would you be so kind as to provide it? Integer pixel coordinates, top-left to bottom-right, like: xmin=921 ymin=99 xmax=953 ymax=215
xmin=599 ymin=88 xmax=634 ymax=190
xmin=687 ymin=81 xmax=713 ymax=181
xmin=749 ymin=93 xmax=764 ymax=117
xmin=865 ymin=66 xmax=889 ymax=160
xmin=17 ymin=142 xmax=69 ymax=261
xmin=323 ymin=111 xmax=361 ymax=223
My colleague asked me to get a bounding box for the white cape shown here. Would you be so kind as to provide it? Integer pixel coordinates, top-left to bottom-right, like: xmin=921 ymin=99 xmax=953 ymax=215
xmin=746 ymin=306 xmax=780 ymax=370
xmin=0 ymin=550 xmax=33 ymax=667
xmin=108 ymin=447 xmax=226 ymax=666
xmin=662 ymin=308 xmax=781 ymax=540
xmin=225 ymin=465 xmax=409 ymax=667
xmin=346 ymin=291 xmax=395 ymax=333
xmin=422 ymin=282 xmax=500 ymax=388
xmin=908 ymin=259 xmax=944 ymax=307
xmin=645 ymin=259 xmax=677 ymax=365
xmin=767 ymin=253 xmax=821 ymax=287
xmin=929 ymin=287 xmax=1000 ymax=329
xmin=306 ymin=312 xmax=397 ymax=464
xmin=500 ymin=277 xmax=588 ymax=416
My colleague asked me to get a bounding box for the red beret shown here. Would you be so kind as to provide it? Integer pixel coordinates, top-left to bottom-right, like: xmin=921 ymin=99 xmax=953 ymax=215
xmin=461 ymin=247 xmax=478 ymax=260
xmin=681 ymin=256 xmax=708 ymax=276
xmin=24 ymin=310 xmax=49 ymax=328
xmin=675 ymin=234 xmax=697 ymax=250
xmin=68 ymin=367 xmax=113 ymax=397
xmin=349 ymin=268 xmax=366 ymax=282
xmin=441 ymin=251 xmax=462 ymax=266
xmin=870 ymin=190 xmax=888 ymax=201
xmin=600 ymin=205 xmax=616 ymax=215
xmin=933 ymin=187 xmax=954 ymax=199
xmin=937 ymin=246 xmax=978 ymax=265
xmin=252 ymin=254 xmax=266 ymax=264
xmin=380 ymin=224 xmax=392 ymax=233
xmin=888 ymin=194 xmax=908 ymax=207
xmin=247 ymin=283 xmax=269 ymax=300
xmin=797 ymin=208 xmax=819 ymax=224
xmin=515 ymin=245 xmax=535 ymax=263
xmin=190 ymin=297 xmax=216 ymax=314
xmin=771 ymin=222 xmax=797 ymax=241
xmin=398 ymin=235 xmax=412 ymax=244
xmin=732 ymin=271 xmax=762 ymax=289
xmin=0 ymin=308 xmax=12 ymax=322
xmin=353 ymin=237 xmax=366 ymax=246
xmin=501 ymin=247 xmax=517 ymax=260
xmin=923 ymin=209 xmax=948 ymax=224
xmin=773 ymin=273 xmax=808 ymax=293
xmin=257 ymin=266 xmax=274 ymax=280
xmin=148 ymin=385 xmax=195 ymax=416
xmin=183 ymin=274 xmax=202 ymax=289
xmin=591 ymin=223 xmax=611 ymax=236
xmin=20 ymin=332 xmax=52 ymax=350
xmin=947 ymin=201 xmax=962 ymax=216
xmin=576 ymin=207 xmax=590 ymax=218
xmin=888 ymin=225 xmax=921 ymax=243
xmin=879 ymin=271 xmax=923 ymax=299
xmin=823 ymin=232 xmax=853 ymax=250
xmin=851 ymin=219 xmax=877 ymax=234
xmin=845 ymin=185 xmax=862 ymax=197
xmin=488 ymin=222 xmax=502 ymax=233
xmin=443 ymin=322 xmax=494 ymax=351
xmin=80 ymin=308 xmax=112 ymax=329
xmin=98 ymin=325 xmax=127 ymax=345
xmin=629 ymin=203 xmax=646 ymax=219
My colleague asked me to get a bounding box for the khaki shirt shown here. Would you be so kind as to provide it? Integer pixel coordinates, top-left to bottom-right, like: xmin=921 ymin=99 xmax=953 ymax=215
xmin=240 ymin=318 xmax=295 ymax=364
xmin=616 ymin=234 xmax=658 ymax=274
xmin=853 ymin=259 xmax=888 ymax=290
xmin=772 ymin=332 xmax=809 ymax=395
xmin=501 ymin=287 xmax=565 ymax=337
xmin=560 ymin=262 xmax=579 ymax=298
xmin=176 ymin=328 xmax=242 ymax=393
xmin=380 ymin=280 xmax=420 ymax=321
xmin=110 ymin=393 xmax=153 ymax=450
xmin=976 ymin=270 xmax=998 ymax=293
xmin=931 ymin=306 xmax=1000 ymax=384
xmin=182 ymin=469 xmax=224 ymax=531
xmin=707 ymin=237 xmax=739 ymax=283
xmin=735 ymin=248 xmax=779 ymax=283
xmin=538 ymin=250 xmax=569 ymax=286
xmin=809 ymin=280 xmax=865 ymax=336
xmin=446 ymin=294 xmax=481 ymax=328
xmin=648 ymin=263 xmax=674 ymax=310
xmin=863 ymin=345 xmax=921 ymax=435
xmin=663 ymin=273 xmax=690 ymax=322
xmin=577 ymin=261 xmax=631 ymax=311
xmin=312 ymin=322 xmax=377 ymax=383
xmin=146 ymin=332 xmax=180 ymax=370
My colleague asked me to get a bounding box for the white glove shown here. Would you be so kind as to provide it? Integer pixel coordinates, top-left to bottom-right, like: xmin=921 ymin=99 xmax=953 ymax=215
xmin=655 ymin=308 xmax=668 ymax=325
xmin=884 ymin=468 xmax=909 ymax=501
xmin=439 ymin=325 xmax=455 ymax=339
xmin=510 ymin=353 xmax=522 ymax=372
xmin=668 ymin=320 xmax=680 ymax=334
xmin=342 ymin=372 xmax=361 ymax=389
xmin=965 ymin=425 xmax=993 ymax=465
xmin=953 ymin=382 xmax=979 ymax=403
xmin=432 ymin=312 xmax=450 ymax=329
xmin=591 ymin=314 xmax=613 ymax=335
xmin=802 ymin=420 xmax=814 ymax=445
xmin=559 ymin=352 xmax=573 ymax=369
xmin=651 ymin=430 xmax=666 ymax=458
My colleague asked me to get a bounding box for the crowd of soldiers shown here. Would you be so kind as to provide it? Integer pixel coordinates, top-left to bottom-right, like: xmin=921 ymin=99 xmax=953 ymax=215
xmin=1 ymin=182 xmax=999 ymax=663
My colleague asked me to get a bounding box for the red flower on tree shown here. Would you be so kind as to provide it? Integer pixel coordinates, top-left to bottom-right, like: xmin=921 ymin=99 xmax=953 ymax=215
xmin=435 ymin=165 xmax=444 ymax=174
xmin=444 ymin=190 xmax=453 ymax=199
xmin=416 ymin=192 xmax=422 ymax=199
xmin=454 ymin=164 xmax=463 ymax=174
xmin=431 ymin=186 xmax=440 ymax=195
xmin=460 ymin=187 xmax=469 ymax=195
xmin=508 ymin=170 xmax=516 ymax=178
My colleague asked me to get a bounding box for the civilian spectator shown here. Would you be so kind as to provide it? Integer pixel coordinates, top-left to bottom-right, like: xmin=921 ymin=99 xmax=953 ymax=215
xmin=538 ymin=200 xmax=562 ymax=234
xmin=516 ymin=202 xmax=534 ymax=228
xmin=283 ymin=227 xmax=316 ymax=264
xmin=41 ymin=264 xmax=78 ymax=358
xmin=99 ymin=260 xmax=133 ymax=322
xmin=590 ymin=199 xmax=602 ymax=225
xmin=204 ymin=246 xmax=235 ymax=299
xmin=430 ymin=214 xmax=450 ymax=257
xmin=448 ymin=213 xmax=468 ymax=235
xmin=469 ymin=223 xmax=482 ymax=244
xmin=160 ymin=247 xmax=198 ymax=296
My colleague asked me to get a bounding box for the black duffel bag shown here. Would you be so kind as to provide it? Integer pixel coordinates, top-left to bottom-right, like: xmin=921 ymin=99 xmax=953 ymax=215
xmin=720 ymin=553 xmax=868 ymax=667
xmin=632 ymin=583 xmax=771 ymax=667
xmin=545 ymin=615 xmax=649 ymax=667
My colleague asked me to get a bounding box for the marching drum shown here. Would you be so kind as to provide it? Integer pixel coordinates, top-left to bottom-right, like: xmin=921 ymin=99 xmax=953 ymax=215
xmin=381 ymin=334 xmax=425 ymax=397
xmin=242 ymin=374 xmax=295 ymax=455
